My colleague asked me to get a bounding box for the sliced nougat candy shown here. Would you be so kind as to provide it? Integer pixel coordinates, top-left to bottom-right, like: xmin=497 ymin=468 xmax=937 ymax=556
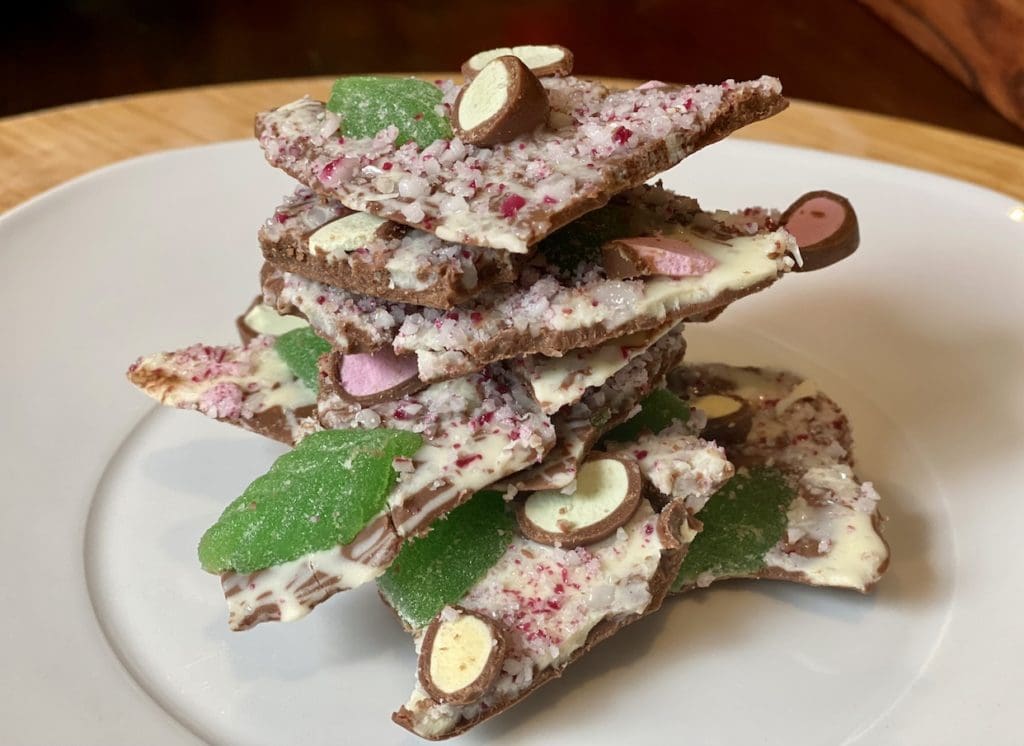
xmin=386 ymin=449 xmax=733 ymax=739
xmin=259 ymin=186 xmax=520 ymax=310
xmin=126 ymin=336 xmax=317 ymax=445
xmin=668 ymin=363 xmax=890 ymax=593
xmin=510 ymin=324 xmax=687 ymax=491
xmin=257 ymin=74 xmax=786 ymax=252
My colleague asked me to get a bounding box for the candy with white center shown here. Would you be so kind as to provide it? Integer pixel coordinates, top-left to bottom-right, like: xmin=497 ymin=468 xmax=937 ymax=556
xmin=781 ymin=190 xmax=860 ymax=271
xmin=693 ymin=393 xmax=752 ymax=445
xmin=461 ymin=44 xmax=574 ymax=80
xmin=452 ymin=56 xmax=550 ymax=147
xmin=418 ymin=607 xmax=508 ymax=705
xmin=601 ymin=236 xmax=718 ymax=279
xmin=516 ymin=455 xmax=642 ymax=548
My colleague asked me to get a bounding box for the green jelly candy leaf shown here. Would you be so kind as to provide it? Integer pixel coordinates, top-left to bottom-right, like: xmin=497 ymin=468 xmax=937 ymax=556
xmin=673 ymin=466 xmax=795 ymax=591
xmin=274 ymin=327 xmax=332 ymax=392
xmin=378 ymin=490 xmax=514 ymax=629
xmin=198 ymin=428 xmax=422 ymax=574
xmin=538 ymin=203 xmax=634 ymax=274
xmin=603 ymin=388 xmax=690 ymax=444
xmin=327 ymin=76 xmax=452 ymax=148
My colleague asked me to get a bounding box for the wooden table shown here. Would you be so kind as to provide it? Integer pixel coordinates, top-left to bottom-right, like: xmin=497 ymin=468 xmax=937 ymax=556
xmin=1 ymin=75 xmax=1022 ymax=213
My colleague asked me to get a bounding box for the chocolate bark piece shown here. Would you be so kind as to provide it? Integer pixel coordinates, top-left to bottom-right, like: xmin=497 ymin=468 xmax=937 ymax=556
xmin=511 ymin=325 xmax=687 ymax=491
xmin=513 ymin=322 xmax=675 ymax=415
xmin=260 ymin=187 xmax=521 ymax=310
xmin=256 ymin=75 xmax=787 ymax=252
xmin=781 ymin=190 xmax=860 ymax=272
xmin=126 ymin=336 xmax=317 ymax=445
xmin=668 ymin=363 xmax=890 ymax=592
xmin=261 ymin=263 xmax=414 ymax=354
xmin=221 ymin=512 xmax=401 ymax=630
xmin=319 ymin=355 xmax=555 ymax=537
xmin=283 ymin=187 xmax=798 ymax=383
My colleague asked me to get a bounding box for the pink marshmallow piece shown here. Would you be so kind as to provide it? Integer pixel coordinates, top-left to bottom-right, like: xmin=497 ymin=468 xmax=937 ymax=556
xmin=624 ymin=236 xmax=718 ymax=277
xmin=340 ymin=347 xmax=419 ymax=397
xmin=783 ymin=196 xmax=846 ymax=248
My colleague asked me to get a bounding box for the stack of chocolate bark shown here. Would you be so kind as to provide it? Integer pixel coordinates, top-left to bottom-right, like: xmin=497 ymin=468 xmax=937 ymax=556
xmin=127 ymin=46 xmax=887 ymax=740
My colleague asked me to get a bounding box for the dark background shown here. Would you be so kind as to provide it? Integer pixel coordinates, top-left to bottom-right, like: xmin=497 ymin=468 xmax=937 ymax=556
xmin=4 ymin=0 xmax=1022 ymax=144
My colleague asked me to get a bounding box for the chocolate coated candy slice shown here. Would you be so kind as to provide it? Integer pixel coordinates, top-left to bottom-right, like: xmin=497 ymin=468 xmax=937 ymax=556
xmin=781 ymin=190 xmax=859 ymax=271
xmin=452 ymin=56 xmax=550 ymax=147
xmin=327 ymin=76 xmax=453 ymax=148
xmin=461 ymin=44 xmax=574 ymax=80
xmin=693 ymin=393 xmax=752 ymax=444
xmin=335 ymin=348 xmax=425 ymax=405
xmin=515 ymin=455 xmax=642 ymax=548
xmin=418 ymin=607 xmax=510 ymax=705
xmin=601 ymin=236 xmax=718 ymax=279
xmin=198 ymin=428 xmax=422 ymax=574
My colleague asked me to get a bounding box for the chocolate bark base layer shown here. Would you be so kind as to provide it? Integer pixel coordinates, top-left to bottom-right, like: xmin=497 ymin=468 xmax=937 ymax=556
xmin=256 ymin=75 xmax=786 ymax=253
xmin=260 ymin=188 xmax=522 ymax=310
xmin=391 ymin=500 xmax=692 ymax=740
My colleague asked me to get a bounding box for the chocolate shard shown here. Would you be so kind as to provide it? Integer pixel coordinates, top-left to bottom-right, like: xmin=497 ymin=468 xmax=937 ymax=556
xmin=780 ymin=190 xmax=860 ymax=272
xmin=668 ymin=363 xmax=890 ymax=593
xmin=260 ymin=187 xmax=522 ymax=310
xmin=126 ymin=336 xmax=317 ymax=445
xmin=280 ymin=186 xmax=797 ymax=383
xmin=256 ymin=75 xmax=787 ymax=252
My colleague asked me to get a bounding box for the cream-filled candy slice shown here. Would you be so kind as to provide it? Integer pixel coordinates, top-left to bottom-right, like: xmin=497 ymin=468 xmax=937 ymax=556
xmin=515 ymin=455 xmax=642 ymax=548
xmin=126 ymin=336 xmax=317 ymax=445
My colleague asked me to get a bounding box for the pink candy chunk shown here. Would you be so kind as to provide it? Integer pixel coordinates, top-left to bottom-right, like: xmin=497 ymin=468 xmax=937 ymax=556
xmin=340 ymin=347 xmax=419 ymax=397
xmin=783 ymin=196 xmax=846 ymax=248
xmin=622 ymin=237 xmax=717 ymax=277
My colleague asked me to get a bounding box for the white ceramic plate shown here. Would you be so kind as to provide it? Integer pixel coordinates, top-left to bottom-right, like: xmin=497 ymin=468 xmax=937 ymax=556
xmin=2 ymin=137 xmax=1022 ymax=745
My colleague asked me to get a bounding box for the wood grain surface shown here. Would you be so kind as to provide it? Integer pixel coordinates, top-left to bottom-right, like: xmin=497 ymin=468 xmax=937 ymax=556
xmin=1 ymin=75 xmax=1022 ymax=214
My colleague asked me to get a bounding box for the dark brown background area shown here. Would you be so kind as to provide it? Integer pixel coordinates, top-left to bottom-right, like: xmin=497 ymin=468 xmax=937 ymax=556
xmin=4 ymin=0 xmax=1022 ymax=145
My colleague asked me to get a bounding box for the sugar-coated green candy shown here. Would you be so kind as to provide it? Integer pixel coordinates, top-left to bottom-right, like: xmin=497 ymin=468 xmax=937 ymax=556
xmin=274 ymin=327 xmax=332 ymax=392
xmin=539 ymin=203 xmax=633 ymax=274
xmin=603 ymin=388 xmax=690 ymax=444
xmin=327 ymin=76 xmax=452 ymax=148
xmin=673 ymin=466 xmax=794 ymax=591
xmin=198 ymin=429 xmax=422 ymax=574
xmin=377 ymin=490 xmax=514 ymax=629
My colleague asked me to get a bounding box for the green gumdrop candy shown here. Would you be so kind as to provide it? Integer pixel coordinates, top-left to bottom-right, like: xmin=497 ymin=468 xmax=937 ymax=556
xmin=198 ymin=428 xmax=422 ymax=574
xmin=327 ymin=76 xmax=453 ymax=148
xmin=274 ymin=327 xmax=332 ymax=392
xmin=378 ymin=490 xmax=514 ymax=629
xmin=603 ymin=388 xmax=690 ymax=444
xmin=673 ymin=466 xmax=795 ymax=591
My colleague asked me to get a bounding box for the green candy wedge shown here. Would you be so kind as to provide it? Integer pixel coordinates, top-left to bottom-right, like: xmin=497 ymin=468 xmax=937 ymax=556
xmin=378 ymin=490 xmax=514 ymax=629
xmin=327 ymin=76 xmax=453 ymax=148
xmin=603 ymin=388 xmax=690 ymax=444
xmin=673 ymin=466 xmax=795 ymax=591
xmin=274 ymin=327 xmax=332 ymax=392
xmin=198 ymin=429 xmax=422 ymax=574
